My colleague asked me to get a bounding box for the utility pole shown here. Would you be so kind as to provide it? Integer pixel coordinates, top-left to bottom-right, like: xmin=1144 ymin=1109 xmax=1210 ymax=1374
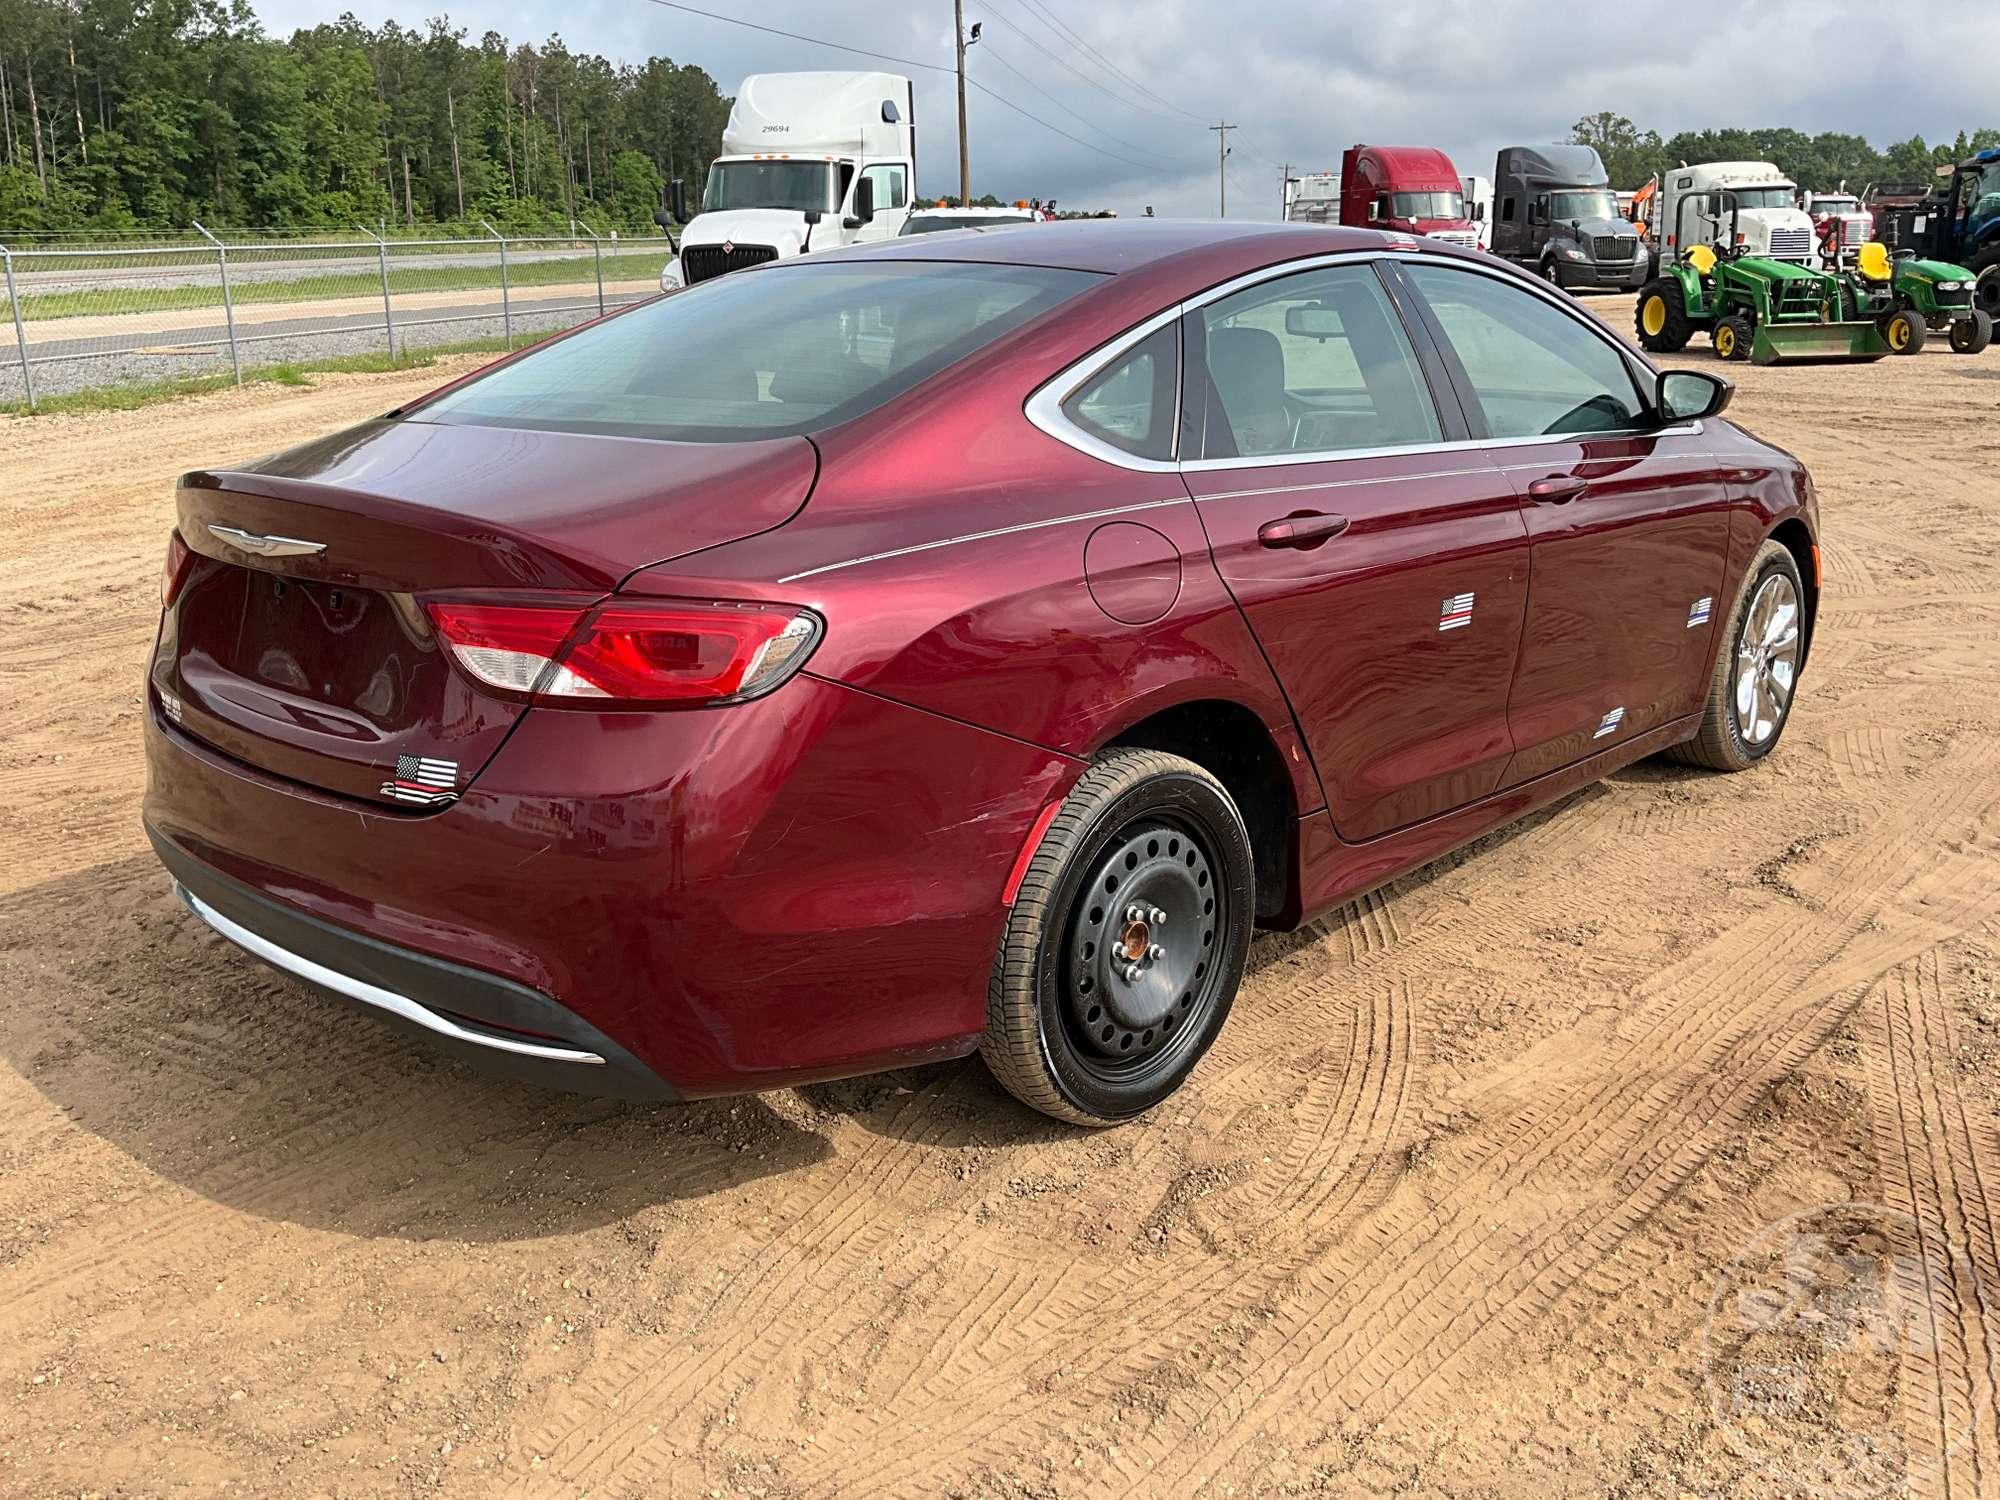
xmin=1210 ymin=121 xmax=1234 ymax=217
xmin=1281 ymin=161 xmax=1290 ymax=220
xmin=955 ymin=3 xmax=982 ymax=207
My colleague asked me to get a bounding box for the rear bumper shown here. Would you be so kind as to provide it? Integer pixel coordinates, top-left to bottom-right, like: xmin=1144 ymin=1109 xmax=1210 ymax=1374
xmin=143 ymin=674 xmax=1080 ymax=1098
xmin=155 ymin=829 xmax=676 ymax=1100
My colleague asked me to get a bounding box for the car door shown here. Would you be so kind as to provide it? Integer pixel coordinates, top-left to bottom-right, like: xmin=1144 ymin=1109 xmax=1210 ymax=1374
xmin=1394 ymin=259 xmax=1734 ymax=783
xmin=1184 ymin=258 xmax=1532 ymax=843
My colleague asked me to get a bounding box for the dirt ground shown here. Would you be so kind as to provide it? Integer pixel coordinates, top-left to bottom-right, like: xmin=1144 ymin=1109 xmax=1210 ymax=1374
xmin=3 ymin=295 xmax=1998 ymax=1498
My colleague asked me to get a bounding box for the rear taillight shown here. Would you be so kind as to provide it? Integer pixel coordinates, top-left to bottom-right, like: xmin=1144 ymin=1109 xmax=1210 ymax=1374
xmin=161 ymin=530 xmax=195 ymax=608
xmin=423 ymin=595 xmax=821 ymax=708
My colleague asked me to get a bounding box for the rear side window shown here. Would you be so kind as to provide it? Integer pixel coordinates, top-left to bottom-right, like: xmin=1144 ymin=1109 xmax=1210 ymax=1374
xmin=1061 ymin=323 xmax=1177 ymax=461
xmin=1402 ymin=263 xmax=1646 ymax=438
xmin=1189 ymin=263 xmax=1441 ymax=460
xmin=414 ymin=262 xmax=1098 ymax=443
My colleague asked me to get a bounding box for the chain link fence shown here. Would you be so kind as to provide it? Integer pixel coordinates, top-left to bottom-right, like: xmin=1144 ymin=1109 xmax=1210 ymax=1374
xmin=0 ymin=226 xmax=677 ymax=408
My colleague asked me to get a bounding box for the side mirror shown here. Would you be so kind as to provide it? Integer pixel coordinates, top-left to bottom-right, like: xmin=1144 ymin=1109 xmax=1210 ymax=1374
xmin=668 ymin=178 xmax=688 ymax=225
xmin=1658 ymin=369 xmax=1732 ymax=422
xmin=1367 ymin=198 xmax=1384 ymax=223
xmin=848 ymin=175 xmax=876 ymax=227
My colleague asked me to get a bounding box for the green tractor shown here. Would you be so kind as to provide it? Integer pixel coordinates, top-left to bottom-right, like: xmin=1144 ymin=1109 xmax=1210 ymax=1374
xmin=1635 ymin=191 xmax=1891 ymax=364
xmin=1848 ymin=241 xmax=1993 ymax=356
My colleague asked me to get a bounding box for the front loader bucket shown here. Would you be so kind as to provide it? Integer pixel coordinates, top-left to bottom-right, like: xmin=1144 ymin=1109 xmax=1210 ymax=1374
xmin=1750 ymin=321 xmax=1889 ymax=365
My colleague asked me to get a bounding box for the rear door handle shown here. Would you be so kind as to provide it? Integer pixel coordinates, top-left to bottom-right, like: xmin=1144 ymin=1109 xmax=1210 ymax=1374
xmin=1527 ymin=475 xmax=1589 ymax=504
xmin=1257 ymin=512 xmax=1350 ymax=549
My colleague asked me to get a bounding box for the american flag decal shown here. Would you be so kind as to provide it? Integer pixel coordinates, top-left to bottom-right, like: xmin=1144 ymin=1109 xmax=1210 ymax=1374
xmin=1687 ymin=596 xmax=1713 ymax=628
xmin=1438 ymin=592 xmax=1475 ymax=632
xmin=1593 ymin=706 xmax=1626 ymax=739
xmin=380 ymin=754 xmax=459 ymax=806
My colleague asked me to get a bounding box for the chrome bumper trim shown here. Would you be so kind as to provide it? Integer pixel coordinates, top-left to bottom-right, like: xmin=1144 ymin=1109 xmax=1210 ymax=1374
xmin=175 ymin=882 xmax=607 ymax=1067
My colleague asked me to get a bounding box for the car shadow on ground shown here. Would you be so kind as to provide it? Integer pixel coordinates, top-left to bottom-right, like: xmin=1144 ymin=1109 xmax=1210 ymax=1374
xmin=0 ymin=855 xmax=833 ymax=1243
xmin=5 ymin=782 xmax=1618 ymax=1234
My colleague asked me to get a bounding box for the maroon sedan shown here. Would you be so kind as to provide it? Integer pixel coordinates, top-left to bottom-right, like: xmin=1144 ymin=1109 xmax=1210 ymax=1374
xmin=146 ymin=222 xmax=1816 ymax=1124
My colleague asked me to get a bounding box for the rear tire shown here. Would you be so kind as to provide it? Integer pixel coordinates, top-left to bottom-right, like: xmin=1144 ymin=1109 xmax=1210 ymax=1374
xmin=1976 ymin=263 xmax=2000 ymax=319
xmin=1713 ymin=314 xmax=1753 ymax=362
xmin=1949 ymin=309 xmax=1994 ymax=355
xmin=1881 ymin=306 xmax=1926 ymax=355
xmin=1668 ymin=539 xmax=1805 ymax=772
xmin=1636 ymin=278 xmax=1693 ymax=353
xmin=981 ymin=749 xmax=1254 ymax=1126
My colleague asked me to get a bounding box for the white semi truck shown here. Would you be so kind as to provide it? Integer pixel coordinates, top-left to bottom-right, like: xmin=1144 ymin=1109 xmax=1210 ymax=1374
xmin=659 ymin=71 xmax=916 ymax=290
xmin=1646 ymin=161 xmax=1818 ymax=273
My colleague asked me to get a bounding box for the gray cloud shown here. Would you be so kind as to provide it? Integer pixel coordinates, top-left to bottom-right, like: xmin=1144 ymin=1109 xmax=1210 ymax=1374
xmin=253 ymin=0 xmax=2000 ymax=217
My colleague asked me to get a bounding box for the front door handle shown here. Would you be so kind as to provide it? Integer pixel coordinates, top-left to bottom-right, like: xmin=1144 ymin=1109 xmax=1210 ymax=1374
xmin=1257 ymin=512 xmax=1350 ymax=549
xmin=1528 ymin=475 xmax=1589 ymax=504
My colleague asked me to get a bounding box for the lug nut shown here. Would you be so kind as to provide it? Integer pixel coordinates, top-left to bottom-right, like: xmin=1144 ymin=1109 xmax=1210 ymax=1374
xmin=1149 ymin=907 xmax=1167 ymax=924
xmin=1126 ymin=904 xmax=1146 ymax=922
xmin=1122 ymin=963 xmax=1142 ymax=983
xmin=1148 ymin=944 xmax=1165 ymax=960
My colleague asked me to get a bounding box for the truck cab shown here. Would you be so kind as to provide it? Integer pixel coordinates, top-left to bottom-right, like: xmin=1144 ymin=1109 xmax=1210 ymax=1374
xmin=1803 ymin=190 xmax=1874 ymax=269
xmin=1490 ymin=145 xmax=1645 ymax=291
xmin=1339 ymin=145 xmax=1480 ymax=249
xmin=1652 ymin=162 xmax=1817 ymax=269
xmin=661 ymin=71 xmax=915 ymax=290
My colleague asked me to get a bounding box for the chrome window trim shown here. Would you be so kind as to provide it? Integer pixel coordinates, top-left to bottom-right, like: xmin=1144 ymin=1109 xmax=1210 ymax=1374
xmin=176 ymin=883 xmax=608 ymax=1067
xmin=1027 ymin=246 xmax=1703 ymax=476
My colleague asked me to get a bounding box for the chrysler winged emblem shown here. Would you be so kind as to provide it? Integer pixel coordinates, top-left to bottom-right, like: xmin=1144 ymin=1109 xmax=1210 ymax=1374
xmin=207 ymin=524 xmax=326 ymax=559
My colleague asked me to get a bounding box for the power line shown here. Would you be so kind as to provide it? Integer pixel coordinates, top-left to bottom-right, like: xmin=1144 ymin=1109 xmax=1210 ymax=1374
xmin=977 ymin=39 xmax=1192 ymax=170
xmin=1008 ymin=0 xmax=1211 ymax=125
xmin=978 ymin=0 xmax=1206 ymax=131
xmin=640 ymin=0 xmax=1177 ymax=175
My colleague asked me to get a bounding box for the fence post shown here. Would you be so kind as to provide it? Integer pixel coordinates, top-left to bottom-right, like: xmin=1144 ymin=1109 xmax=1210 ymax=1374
xmin=577 ymin=222 xmax=605 ymax=317
xmin=359 ymin=223 xmax=395 ymax=360
xmin=482 ymin=220 xmax=511 ymax=349
xmin=193 ymin=221 xmax=242 ymax=386
xmin=2 ymin=244 xmax=35 ymax=411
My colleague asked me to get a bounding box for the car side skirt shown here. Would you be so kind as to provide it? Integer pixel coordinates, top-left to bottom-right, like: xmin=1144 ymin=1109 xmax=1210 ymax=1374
xmin=1287 ymin=711 xmax=1702 ymax=929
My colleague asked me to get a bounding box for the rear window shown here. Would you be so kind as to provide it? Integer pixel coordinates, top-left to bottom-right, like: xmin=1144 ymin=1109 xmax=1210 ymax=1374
xmin=413 ymin=261 xmax=1098 ymax=443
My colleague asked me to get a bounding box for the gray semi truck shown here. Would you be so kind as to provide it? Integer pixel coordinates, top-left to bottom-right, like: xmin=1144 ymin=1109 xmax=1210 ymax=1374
xmin=1491 ymin=145 xmax=1647 ymax=293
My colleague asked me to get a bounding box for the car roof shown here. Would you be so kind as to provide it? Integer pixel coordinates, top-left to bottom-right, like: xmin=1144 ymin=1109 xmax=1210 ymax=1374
xmin=811 ymin=218 xmax=1405 ymax=275
xmin=908 ymin=207 xmax=1036 ymax=217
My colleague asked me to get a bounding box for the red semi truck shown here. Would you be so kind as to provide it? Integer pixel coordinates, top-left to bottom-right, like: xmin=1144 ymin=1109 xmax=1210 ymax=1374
xmin=1340 ymin=145 xmax=1482 ymax=249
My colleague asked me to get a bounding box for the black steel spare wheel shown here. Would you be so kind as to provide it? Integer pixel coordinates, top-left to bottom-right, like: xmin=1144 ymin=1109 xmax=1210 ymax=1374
xmin=982 ymin=749 xmax=1254 ymax=1125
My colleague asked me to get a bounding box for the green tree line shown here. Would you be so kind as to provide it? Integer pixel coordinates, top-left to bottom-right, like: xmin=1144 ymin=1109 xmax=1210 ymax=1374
xmin=0 ymin=0 xmax=730 ymax=235
xmin=1570 ymin=111 xmax=2000 ymax=194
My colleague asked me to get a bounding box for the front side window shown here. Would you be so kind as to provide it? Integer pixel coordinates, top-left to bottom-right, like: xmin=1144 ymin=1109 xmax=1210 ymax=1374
xmin=415 ymin=262 xmax=1097 ymax=443
xmin=703 ymin=160 xmax=834 ymax=214
xmin=1402 ymin=262 xmax=1646 ymax=439
xmin=1062 ymin=323 xmax=1177 ymax=461
xmin=860 ymin=163 xmax=908 ymax=212
xmin=1191 ymin=263 xmax=1441 ymax=460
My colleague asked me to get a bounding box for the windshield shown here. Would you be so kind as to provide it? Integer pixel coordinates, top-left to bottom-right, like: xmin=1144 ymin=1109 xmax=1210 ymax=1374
xmin=1390 ymin=191 xmax=1464 ymax=220
xmin=1548 ymin=191 xmax=1618 ymax=222
xmin=899 ymin=214 xmax=1035 ymax=235
xmin=1811 ymin=197 xmax=1860 ymax=214
xmin=703 ymin=160 xmax=835 ymax=214
xmin=1726 ymin=187 xmax=1798 ymax=211
xmin=413 ymin=262 xmax=1098 ymax=443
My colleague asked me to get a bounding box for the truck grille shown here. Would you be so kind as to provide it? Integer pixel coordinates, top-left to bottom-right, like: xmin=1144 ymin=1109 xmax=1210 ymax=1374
xmin=1593 ymin=235 xmax=1638 ymax=261
xmin=1766 ymin=228 xmax=1814 ymax=260
xmin=681 ymin=243 xmax=780 ymax=284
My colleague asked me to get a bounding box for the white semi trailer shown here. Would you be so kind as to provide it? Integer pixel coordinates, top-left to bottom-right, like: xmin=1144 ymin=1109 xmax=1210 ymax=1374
xmin=659 ymin=71 xmax=916 ymax=290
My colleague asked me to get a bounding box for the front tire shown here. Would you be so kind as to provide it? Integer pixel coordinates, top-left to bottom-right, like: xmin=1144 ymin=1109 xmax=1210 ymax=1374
xmin=1949 ymin=309 xmax=1994 ymax=354
xmin=1636 ymin=277 xmax=1694 ymax=353
xmin=1668 ymin=539 xmax=1806 ymax=772
xmin=1881 ymin=306 xmax=1926 ymax=355
xmin=1975 ymin=263 xmax=2000 ymax=319
xmin=1713 ymin=314 xmax=1753 ymax=362
xmin=982 ymin=749 xmax=1254 ymax=1125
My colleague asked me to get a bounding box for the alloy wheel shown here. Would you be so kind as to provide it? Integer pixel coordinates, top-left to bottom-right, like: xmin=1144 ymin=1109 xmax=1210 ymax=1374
xmin=1735 ymin=572 xmax=1801 ymax=746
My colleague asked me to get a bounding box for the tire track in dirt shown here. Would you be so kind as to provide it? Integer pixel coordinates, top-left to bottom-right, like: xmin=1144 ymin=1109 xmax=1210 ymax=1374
xmin=1865 ymin=949 xmax=2000 ymax=1500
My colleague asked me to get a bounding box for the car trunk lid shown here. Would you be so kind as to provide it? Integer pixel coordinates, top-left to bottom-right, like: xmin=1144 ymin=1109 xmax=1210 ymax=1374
xmin=156 ymin=420 xmax=817 ymax=807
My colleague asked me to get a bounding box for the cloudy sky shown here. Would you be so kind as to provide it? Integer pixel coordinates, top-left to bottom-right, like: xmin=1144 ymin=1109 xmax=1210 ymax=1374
xmin=254 ymin=0 xmax=2000 ymax=217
